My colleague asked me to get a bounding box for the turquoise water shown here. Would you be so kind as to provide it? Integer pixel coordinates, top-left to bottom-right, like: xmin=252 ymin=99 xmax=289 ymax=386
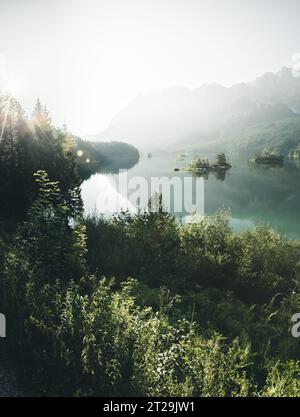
xmin=81 ymin=153 xmax=300 ymax=239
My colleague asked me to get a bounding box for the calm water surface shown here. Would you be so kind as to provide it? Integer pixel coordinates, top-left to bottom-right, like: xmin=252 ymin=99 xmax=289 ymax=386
xmin=81 ymin=153 xmax=300 ymax=239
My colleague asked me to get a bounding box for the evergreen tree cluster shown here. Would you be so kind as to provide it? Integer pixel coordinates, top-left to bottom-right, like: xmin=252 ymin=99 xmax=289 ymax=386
xmin=0 ymin=95 xmax=81 ymax=227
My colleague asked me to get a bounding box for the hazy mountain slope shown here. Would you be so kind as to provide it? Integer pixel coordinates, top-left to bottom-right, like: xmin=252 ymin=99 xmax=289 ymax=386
xmin=88 ymin=67 xmax=300 ymax=150
xmin=186 ymin=116 xmax=300 ymax=156
xmin=223 ymin=116 xmax=300 ymax=155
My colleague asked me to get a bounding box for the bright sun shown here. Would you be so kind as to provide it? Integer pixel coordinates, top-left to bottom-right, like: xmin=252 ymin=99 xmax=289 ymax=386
xmin=4 ymin=78 xmax=22 ymax=95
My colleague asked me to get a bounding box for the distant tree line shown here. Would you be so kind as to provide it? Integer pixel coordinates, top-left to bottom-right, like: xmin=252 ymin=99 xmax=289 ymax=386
xmin=74 ymin=138 xmax=139 ymax=179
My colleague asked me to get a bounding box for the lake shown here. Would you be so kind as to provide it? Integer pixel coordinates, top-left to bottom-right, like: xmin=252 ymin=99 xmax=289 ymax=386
xmin=81 ymin=152 xmax=300 ymax=239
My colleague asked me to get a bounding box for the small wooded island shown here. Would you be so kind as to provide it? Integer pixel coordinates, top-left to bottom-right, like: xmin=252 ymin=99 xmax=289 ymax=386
xmin=250 ymin=149 xmax=284 ymax=166
xmin=187 ymin=153 xmax=232 ymax=176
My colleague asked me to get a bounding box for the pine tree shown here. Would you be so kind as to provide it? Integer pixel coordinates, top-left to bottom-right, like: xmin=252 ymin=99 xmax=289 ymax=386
xmin=215 ymin=153 xmax=227 ymax=166
xmin=32 ymin=98 xmax=52 ymax=129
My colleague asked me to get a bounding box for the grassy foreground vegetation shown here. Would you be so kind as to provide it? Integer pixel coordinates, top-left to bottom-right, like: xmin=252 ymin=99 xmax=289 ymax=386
xmin=0 ymin=95 xmax=300 ymax=397
xmin=1 ymin=178 xmax=300 ymax=396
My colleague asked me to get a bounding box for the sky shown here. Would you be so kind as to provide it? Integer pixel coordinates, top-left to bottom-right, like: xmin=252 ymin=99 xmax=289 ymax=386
xmin=0 ymin=0 xmax=300 ymax=136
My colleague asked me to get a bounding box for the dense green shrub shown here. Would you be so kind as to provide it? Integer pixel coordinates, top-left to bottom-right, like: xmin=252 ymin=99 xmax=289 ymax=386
xmin=0 ymin=171 xmax=299 ymax=396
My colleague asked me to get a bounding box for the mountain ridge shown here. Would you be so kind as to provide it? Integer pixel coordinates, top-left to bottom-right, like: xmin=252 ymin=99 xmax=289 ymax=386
xmin=86 ymin=67 xmax=300 ymax=150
